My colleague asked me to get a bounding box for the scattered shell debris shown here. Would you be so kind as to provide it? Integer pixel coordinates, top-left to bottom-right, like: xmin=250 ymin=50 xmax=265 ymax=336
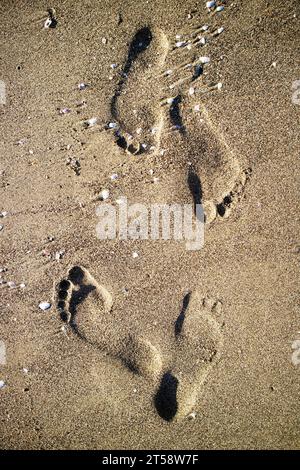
xmin=39 ymin=302 xmax=51 ymax=311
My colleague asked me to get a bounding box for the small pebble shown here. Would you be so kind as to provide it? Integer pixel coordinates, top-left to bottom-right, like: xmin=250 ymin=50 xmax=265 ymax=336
xmin=39 ymin=302 xmax=51 ymax=311
xmin=19 ymin=283 xmax=26 ymax=289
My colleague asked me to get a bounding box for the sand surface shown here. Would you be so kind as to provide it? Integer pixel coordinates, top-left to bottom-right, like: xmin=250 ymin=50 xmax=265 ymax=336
xmin=0 ymin=0 xmax=300 ymax=450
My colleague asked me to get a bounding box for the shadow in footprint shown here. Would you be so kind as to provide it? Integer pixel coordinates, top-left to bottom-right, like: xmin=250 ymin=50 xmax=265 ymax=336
xmin=187 ymin=166 xmax=203 ymax=216
xmin=111 ymin=27 xmax=153 ymax=119
xmin=169 ymin=95 xmax=186 ymax=134
xmin=175 ymin=292 xmax=191 ymax=336
xmin=154 ymin=372 xmax=178 ymax=422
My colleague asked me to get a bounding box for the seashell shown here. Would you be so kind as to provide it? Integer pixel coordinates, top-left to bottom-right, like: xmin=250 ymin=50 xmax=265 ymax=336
xmin=39 ymin=302 xmax=51 ymax=311
xmin=99 ymin=189 xmax=110 ymax=201
xmin=0 ymin=380 xmax=5 ymax=389
xmin=206 ymin=1 xmax=216 ymax=8
xmin=199 ymin=56 xmax=210 ymax=64
xmin=175 ymin=41 xmax=187 ymax=48
xmin=78 ymin=83 xmax=88 ymax=90
xmin=83 ymin=117 xmax=98 ymax=128
xmin=216 ymin=5 xmax=225 ymax=11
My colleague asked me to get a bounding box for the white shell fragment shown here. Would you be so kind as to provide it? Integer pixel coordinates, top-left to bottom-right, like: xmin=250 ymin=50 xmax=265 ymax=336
xmin=108 ymin=122 xmax=117 ymax=129
xmin=217 ymin=27 xmax=224 ymax=35
xmin=187 ymin=411 xmax=197 ymax=420
xmin=217 ymin=82 xmax=223 ymax=90
xmin=199 ymin=56 xmax=210 ymax=64
xmin=202 ymin=25 xmax=209 ymax=31
xmin=39 ymin=302 xmax=51 ymax=311
xmin=132 ymin=252 xmax=139 ymax=259
xmin=176 ymin=41 xmax=187 ymax=48
xmin=0 ymin=225 xmax=3 ymax=232
xmin=206 ymin=1 xmax=216 ymax=8
xmin=7 ymin=281 xmax=17 ymax=289
xmin=0 ymin=211 xmax=8 ymax=218
xmin=216 ymin=5 xmax=225 ymax=12
xmin=78 ymin=83 xmax=88 ymax=90
xmin=0 ymin=380 xmax=5 ymax=389
xmin=199 ymin=37 xmax=206 ymax=45
xmin=83 ymin=117 xmax=98 ymax=128
xmin=44 ymin=18 xmax=53 ymax=29
xmin=110 ymin=173 xmax=118 ymax=180
xmin=189 ymin=87 xmax=195 ymax=95
xmin=99 ymin=189 xmax=110 ymax=201
xmin=59 ymin=108 xmax=71 ymax=115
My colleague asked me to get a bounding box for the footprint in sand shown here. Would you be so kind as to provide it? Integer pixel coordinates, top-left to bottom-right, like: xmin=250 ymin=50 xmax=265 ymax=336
xmin=56 ymin=271 xmax=223 ymax=422
xmin=56 ymin=265 xmax=162 ymax=381
xmin=109 ymin=26 xmax=169 ymax=155
xmin=154 ymin=292 xmax=223 ymax=422
xmin=105 ymin=23 xmax=251 ymax=223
